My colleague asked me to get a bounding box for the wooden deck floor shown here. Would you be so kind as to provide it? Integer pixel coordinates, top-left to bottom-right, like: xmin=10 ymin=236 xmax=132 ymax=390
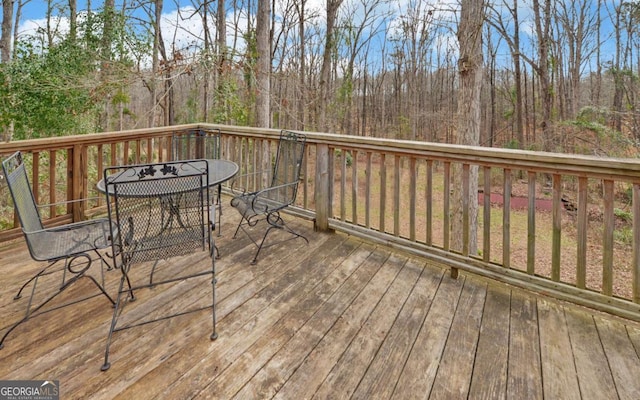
xmin=1 ymin=213 xmax=640 ymax=399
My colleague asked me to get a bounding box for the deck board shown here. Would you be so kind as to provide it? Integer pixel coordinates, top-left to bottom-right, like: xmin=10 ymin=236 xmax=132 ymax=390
xmin=596 ymin=316 xmax=640 ymax=400
xmin=430 ymin=277 xmax=486 ymax=400
xmin=390 ymin=273 xmax=464 ymax=399
xmin=507 ymin=291 xmax=543 ymax=399
xmin=2 ymin=212 xmax=640 ymax=399
xmin=565 ymin=310 xmax=618 ymax=400
xmin=469 ymin=283 xmax=510 ymax=399
xmin=538 ymin=299 xmax=581 ymax=400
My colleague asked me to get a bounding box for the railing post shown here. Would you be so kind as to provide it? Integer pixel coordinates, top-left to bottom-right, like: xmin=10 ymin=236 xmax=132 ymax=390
xmin=70 ymin=145 xmax=86 ymax=221
xmin=315 ymin=143 xmax=330 ymax=231
xmin=634 ymin=183 xmax=640 ymax=304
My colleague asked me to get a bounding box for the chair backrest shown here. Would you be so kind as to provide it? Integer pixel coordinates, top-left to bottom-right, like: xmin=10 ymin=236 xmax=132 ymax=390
xmin=104 ymin=160 xmax=210 ymax=266
xmin=266 ymin=130 xmax=306 ymax=206
xmin=2 ymin=151 xmax=44 ymax=235
xmin=173 ymin=129 xmax=221 ymax=161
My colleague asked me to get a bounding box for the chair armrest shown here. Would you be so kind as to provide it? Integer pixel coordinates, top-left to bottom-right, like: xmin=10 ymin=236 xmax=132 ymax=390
xmin=43 ymin=217 xmax=109 ymax=230
xmin=231 ymin=181 xmax=299 ymax=218
xmin=229 ymin=169 xmax=272 ymax=194
xmin=36 ymin=197 xmax=102 ymax=211
xmin=30 ymin=219 xmax=113 ymax=246
xmin=252 ymin=181 xmax=299 ymax=206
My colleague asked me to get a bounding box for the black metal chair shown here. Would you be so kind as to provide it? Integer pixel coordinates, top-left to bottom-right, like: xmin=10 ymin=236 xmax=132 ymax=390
xmin=0 ymin=151 xmax=115 ymax=349
xmin=101 ymin=159 xmax=217 ymax=371
xmin=172 ymin=129 xmax=223 ymax=236
xmin=230 ymin=130 xmax=308 ymax=264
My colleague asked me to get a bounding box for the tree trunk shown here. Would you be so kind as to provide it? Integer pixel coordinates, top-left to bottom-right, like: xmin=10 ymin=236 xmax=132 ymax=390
xmin=68 ymin=0 xmax=77 ymax=40
xmin=296 ymin=0 xmax=306 ymax=130
xmin=451 ymin=0 xmax=484 ymax=258
xmin=201 ymin=1 xmax=210 ymax=122
xmin=216 ymin=0 xmax=226 ymax=123
xmin=1 ymin=0 xmax=13 ymax=63
xmin=532 ymin=0 xmax=553 ymax=151
xmin=612 ymin=4 xmax=623 ymax=132
xmin=255 ymin=0 xmax=270 ymax=128
xmin=512 ymin=0 xmax=524 ymax=148
xmin=149 ymin=0 xmax=163 ymax=128
xmin=12 ymin=0 xmax=22 ymax=59
xmin=1 ymin=0 xmax=13 ymax=142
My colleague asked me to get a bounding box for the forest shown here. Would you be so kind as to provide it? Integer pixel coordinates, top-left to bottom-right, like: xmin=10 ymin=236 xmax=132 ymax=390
xmin=0 ymin=0 xmax=639 ymax=159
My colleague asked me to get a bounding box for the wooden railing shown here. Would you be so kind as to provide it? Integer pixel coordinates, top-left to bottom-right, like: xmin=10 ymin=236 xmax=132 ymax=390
xmin=1 ymin=124 xmax=640 ymax=321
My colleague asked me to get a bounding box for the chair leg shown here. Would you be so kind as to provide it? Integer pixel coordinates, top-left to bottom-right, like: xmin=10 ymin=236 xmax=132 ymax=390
xmin=216 ymin=185 xmax=223 ymax=237
xmin=210 ymin=242 xmax=218 ymax=340
xmin=95 ymin=249 xmax=116 ymax=271
xmin=281 ymin=223 xmax=310 ymax=245
xmin=251 ymin=225 xmax=278 ymax=265
xmin=1 ymin=256 xmax=114 ymax=350
xmin=101 ymin=275 xmax=128 ymax=371
xmin=12 ymin=261 xmax=58 ymax=300
xmin=250 ymin=213 xmax=309 ymax=265
xmin=150 ymin=260 xmax=160 ymax=286
xmin=232 ymin=210 xmax=308 ymax=264
xmin=232 ymin=217 xmax=244 ymax=239
xmin=103 ymin=248 xmax=216 ymax=370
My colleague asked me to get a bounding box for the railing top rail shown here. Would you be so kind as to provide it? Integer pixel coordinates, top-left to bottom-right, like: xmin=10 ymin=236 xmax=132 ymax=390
xmin=0 ymin=124 xmax=201 ymax=155
xmin=208 ymin=124 xmax=640 ymax=181
xmin=1 ymin=123 xmax=640 ymax=181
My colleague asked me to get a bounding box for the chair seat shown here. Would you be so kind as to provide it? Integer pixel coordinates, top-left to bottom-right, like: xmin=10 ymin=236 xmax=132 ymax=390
xmin=231 ymin=195 xmax=268 ymax=219
xmin=125 ymin=229 xmax=205 ymax=265
xmin=26 ymin=219 xmax=112 ymax=262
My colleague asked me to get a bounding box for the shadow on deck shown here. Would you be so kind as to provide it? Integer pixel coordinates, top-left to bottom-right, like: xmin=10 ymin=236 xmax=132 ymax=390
xmin=1 ymin=211 xmax=640 ymax=399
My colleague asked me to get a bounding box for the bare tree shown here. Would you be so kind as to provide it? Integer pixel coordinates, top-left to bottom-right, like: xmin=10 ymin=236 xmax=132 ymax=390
xmin=98 ymin=0 xmax=115 ymax=131
xmin=389 ymin=0 xmax=436 ymax=140
xmin=554 ymin=0 xmax=599 ymax=119
xmin=611 ymin=3 xmax=624 ymax=133
xmin=336 ymin=0 xmax=389 ymax=135
xmin=485 ymin=0 xmax=524 ymax=148
xmin=12 ymin=0 xmax=26 ymax=58
xmin=592 ymin=0 xmax=602 ymax=107
xmin=318 ymin=0 xmax=343 ymax=132
xmin=530 ymin=0 xmax=553 ymax=151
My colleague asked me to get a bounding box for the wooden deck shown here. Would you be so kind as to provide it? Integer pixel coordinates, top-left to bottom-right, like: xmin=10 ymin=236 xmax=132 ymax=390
xmin=1 ymin=213 xmax=640 ymax=399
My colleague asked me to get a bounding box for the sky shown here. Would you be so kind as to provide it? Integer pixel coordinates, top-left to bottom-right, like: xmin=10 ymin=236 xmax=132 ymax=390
xmin=14 ymin=0 xmax=329 ymax=59
xmin=9 ymin=0 xmax=627 ymax=77
xmin=17 ymin=1 xmax=217 ymax=42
